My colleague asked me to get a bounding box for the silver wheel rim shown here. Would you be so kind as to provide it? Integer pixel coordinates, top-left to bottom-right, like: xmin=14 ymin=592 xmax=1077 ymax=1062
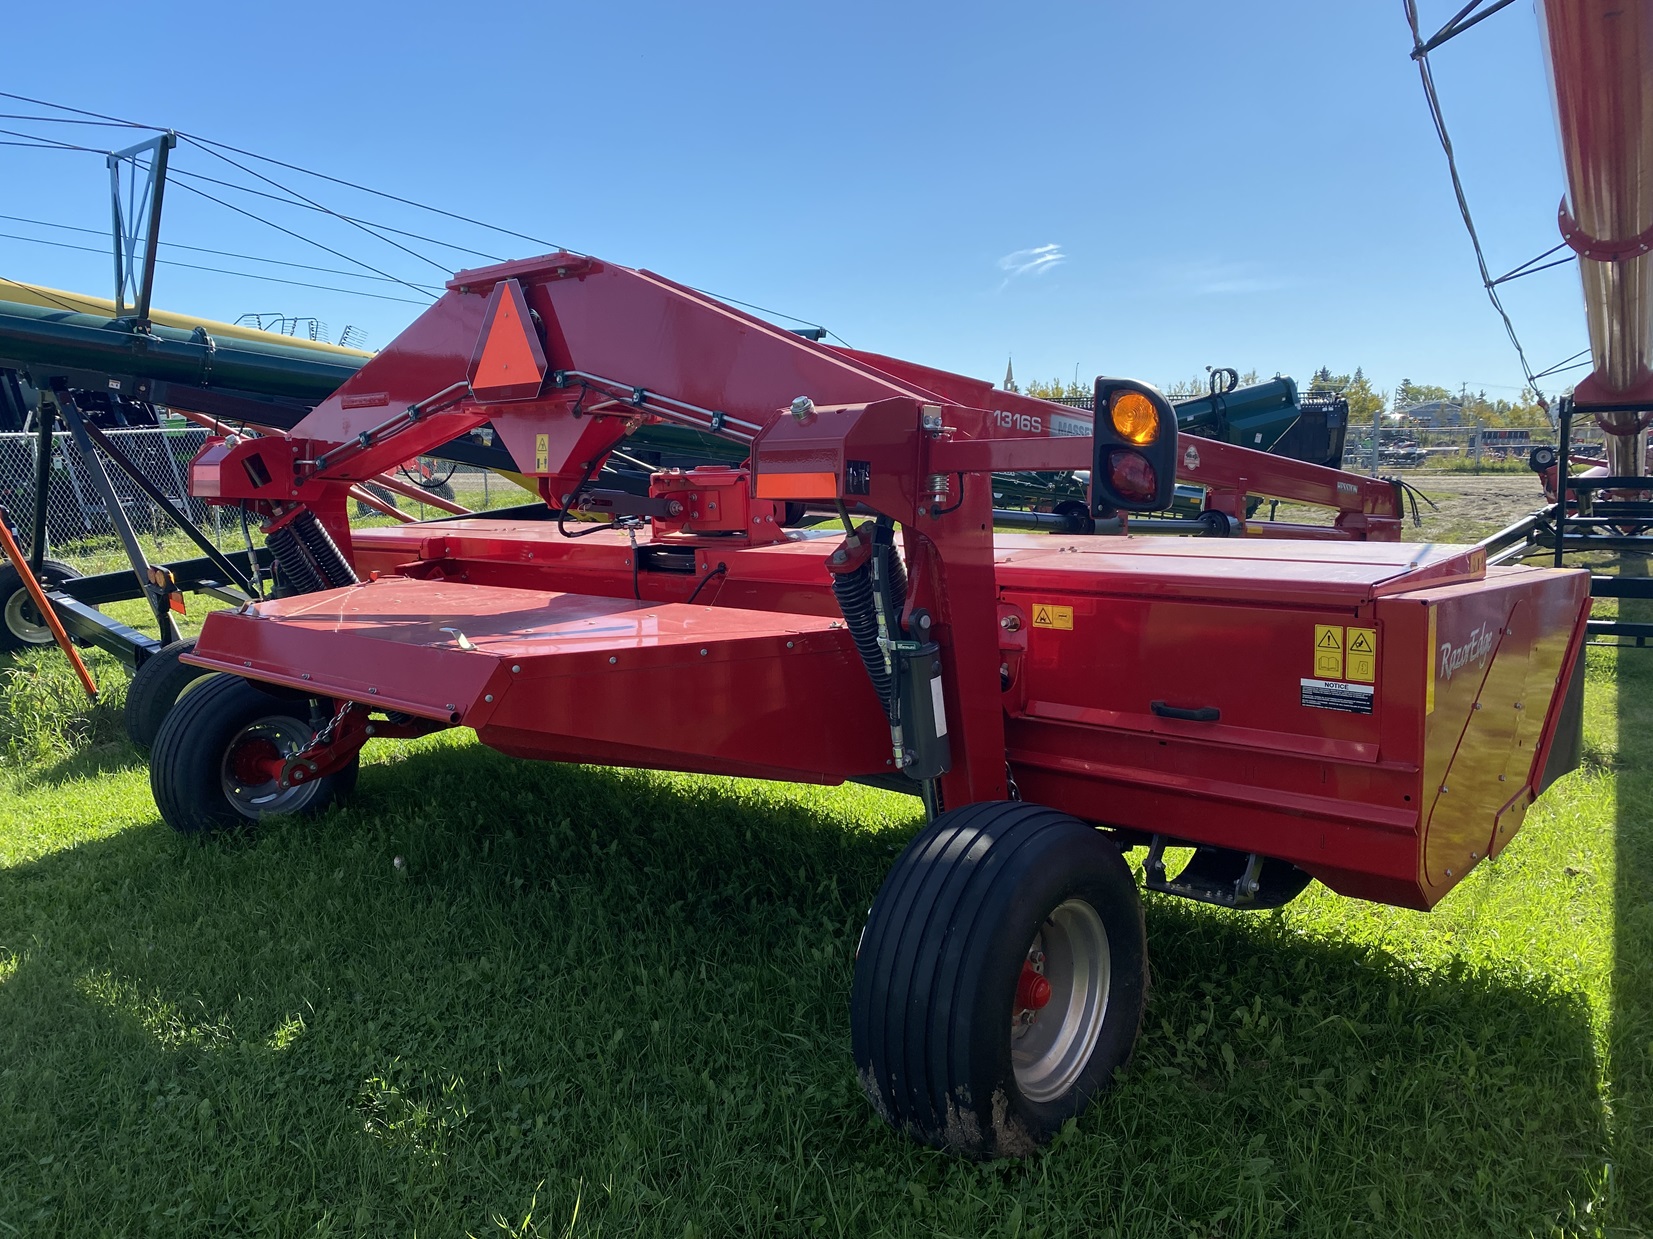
xmin=1011 ymin=897 xmax=1111 ymax=1103
xmin=219 ymin=715 xmax=322 ymax=819
xmin=4 ymin=585 xmax=52 ymax=644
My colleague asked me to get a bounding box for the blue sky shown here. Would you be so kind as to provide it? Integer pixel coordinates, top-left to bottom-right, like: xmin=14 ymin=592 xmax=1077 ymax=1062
xmin=0 ymin=1 xmax=1582 ymax=403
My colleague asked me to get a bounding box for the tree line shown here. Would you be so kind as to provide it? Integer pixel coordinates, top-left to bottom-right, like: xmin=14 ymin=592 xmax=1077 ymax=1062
xmin=1009 ymin=367 xmax=1551 ymax=428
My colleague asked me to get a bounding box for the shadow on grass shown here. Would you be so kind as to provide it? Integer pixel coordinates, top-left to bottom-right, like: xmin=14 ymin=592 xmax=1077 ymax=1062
xmin=1615 ymin=563 xmax=1653 ymax=1228
xmin=0 ymin=743 xmax=1619 ymax=1235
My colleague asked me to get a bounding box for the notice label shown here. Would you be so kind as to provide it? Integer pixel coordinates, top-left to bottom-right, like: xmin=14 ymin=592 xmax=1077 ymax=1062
xmin=1300 ymin=678 xmax=1374 ymax=714
xmin=535 ymin=433 xmax=549 ymax=472
xmin=1313 ymin=624 xmax=1345 ymax=680
xmin=1032 ymin=604 xmax=1073 ymax=630
xmin=1346 ymin=626 xmax=1377 ymax=683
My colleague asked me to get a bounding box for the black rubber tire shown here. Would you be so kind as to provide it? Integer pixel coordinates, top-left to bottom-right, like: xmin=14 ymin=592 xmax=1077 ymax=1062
xmin=0 ymin=558 xmax=81 ymax=653
xmin=150 ymin=674 xmax=359 ymax=836
xmin=123 ymin=637 xmax=216 ymax=753
xmin=851 ymin=801 xmax=1147 ymax=1158
xmin=354 ymin=482 xmax=401 ymax=518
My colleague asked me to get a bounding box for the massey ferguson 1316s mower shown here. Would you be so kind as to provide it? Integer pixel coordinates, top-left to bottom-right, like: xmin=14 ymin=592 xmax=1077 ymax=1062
xmin=148 ymin=248 xmax=1591 ymax=1157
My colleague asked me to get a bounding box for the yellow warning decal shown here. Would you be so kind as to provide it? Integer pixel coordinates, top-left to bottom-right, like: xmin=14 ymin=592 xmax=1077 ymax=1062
xmin=1346 ymin=626 xmax=1377 ymax=683
xmin=1426 ymin=607 xmax=1437 ymax=714
xmin=1032 ymin=604 xmax=1073 ymax=630
xmin=1313 ymin=624 xmax=1344 ymax=680
xmin=535 ymin=433 xmax=549 ymax=472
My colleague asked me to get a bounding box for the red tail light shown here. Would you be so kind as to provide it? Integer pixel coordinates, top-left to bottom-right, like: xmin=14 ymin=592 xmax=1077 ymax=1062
xmin=1107 ymin=451 xmax=1158 ymax=504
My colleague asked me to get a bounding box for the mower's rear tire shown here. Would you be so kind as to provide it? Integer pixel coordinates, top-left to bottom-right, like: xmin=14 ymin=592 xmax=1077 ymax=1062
xmin=124 ymin=637 xmax=216 ymax=752
xmin=0 ymin=558 xmax=80 ymax=653
xmin=150 ymin=675 xmax=358 ymax=836
xmin=851 ymin=801 xmax=1146 ymax=1158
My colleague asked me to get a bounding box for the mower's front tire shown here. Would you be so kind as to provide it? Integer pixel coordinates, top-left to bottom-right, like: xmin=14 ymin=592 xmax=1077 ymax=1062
xmin=851 ymin=801 xmax=1146 ymax=1158
xmin=124 ymin=637 xmax=216 ymax=752
xmin=0 ymin=558 xmax=80 ymax=653
xmin=150 ymin=675 xmax=358 ymax=836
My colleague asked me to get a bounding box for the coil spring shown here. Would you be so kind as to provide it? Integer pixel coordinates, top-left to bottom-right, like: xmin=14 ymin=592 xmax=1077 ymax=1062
xmin=293 ymin=510 xmax=359 ymax=587
xmin=833 ymin=548 xmax=912 ymax=713
xmin=832 ymin=560 xmax=894 ymax=708
xmin=266 ymin=525 xmax=324 ymax=596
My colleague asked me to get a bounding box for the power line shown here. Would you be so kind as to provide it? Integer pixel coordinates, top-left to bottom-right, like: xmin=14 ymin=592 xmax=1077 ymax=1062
xmin=178 ymin=134 xmax=453 ymax=276
xmin=0 ymin=274 xmax=89 ymax=314
xmin=0 ymin=213 xmax=446 ymax=289
xmin=164 ymin=168 xmax=504 ymax=262
xmin=168 ymin=177 xmax=436 ymax=300
xmin=0 ymin=230 xmax=433 ymax=304
xmin=0 ymin=94 xmax=849 ymax=344
xmin=0 ymin=91 xmax=570 ymax=253
xmin=1403 ymin=0 xmax=1555 ymax=418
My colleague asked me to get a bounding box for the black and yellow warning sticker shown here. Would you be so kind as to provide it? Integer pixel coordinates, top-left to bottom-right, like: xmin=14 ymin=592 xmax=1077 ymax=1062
xmin=1346 ymin=627 xmax=1377 ymax=683
xmin=1032 ymin=604 xmax=1073 ymax=630
xmin=535 ymin=433 xmax=550 ymax=472
xmin=1313 ymin=624 xmax=1344 ymax=680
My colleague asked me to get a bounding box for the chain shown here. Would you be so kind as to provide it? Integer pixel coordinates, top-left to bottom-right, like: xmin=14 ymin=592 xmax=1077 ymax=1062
xmin=310 ymin=699 xmax=353 ymax=751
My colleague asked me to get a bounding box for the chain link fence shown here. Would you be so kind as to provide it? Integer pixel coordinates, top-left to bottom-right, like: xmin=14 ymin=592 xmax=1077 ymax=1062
xmin=1342 ymin=424 xmax=1601 ymax=473
xmin=0 ymin=431 xmax=537 ymax=576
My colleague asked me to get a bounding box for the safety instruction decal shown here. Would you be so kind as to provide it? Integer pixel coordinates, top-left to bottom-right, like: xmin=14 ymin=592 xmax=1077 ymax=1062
xmin=535 ymin=433 xmax=550 ymax=472
xmin=1032 ymin=604 xmax=1073 ymax=630
xmin=1300 ymin=678 xmax=1374 ymax=714
xmin=1312 ymin=623 xmax=1380 ymax=684
xmin=1313 ymin=624 xmax=1344 ymax=680
xmin=1345 ymin=627 xmax=1377 ymax=683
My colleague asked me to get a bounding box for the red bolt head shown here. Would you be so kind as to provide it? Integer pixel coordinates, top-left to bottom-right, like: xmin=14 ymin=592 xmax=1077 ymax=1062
xmin=1016 ymin=964 xmax=1052 ymax=1011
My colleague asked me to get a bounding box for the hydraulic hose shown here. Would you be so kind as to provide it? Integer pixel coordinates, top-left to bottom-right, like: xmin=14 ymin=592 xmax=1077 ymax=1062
xmin=832 ymin=561 xmax=894 ymax=707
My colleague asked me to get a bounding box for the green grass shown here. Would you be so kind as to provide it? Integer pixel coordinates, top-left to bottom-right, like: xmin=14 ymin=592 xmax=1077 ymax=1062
xmin=1 ymin=569 xmax=1650 ymax=1235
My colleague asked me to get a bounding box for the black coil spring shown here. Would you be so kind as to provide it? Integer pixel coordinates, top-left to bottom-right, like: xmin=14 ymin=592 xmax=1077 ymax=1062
xmin=267 ymin=525 xmax=325 ymax=596
xmin=293 ymin=510 xmax=359 ymax=587
xmin=832 ymin=558 xmax=894 ymax=708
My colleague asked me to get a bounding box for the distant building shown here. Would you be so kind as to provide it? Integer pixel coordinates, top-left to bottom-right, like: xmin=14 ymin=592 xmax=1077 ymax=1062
xmin=1395 ymin=399 xmax=1463 ymax=427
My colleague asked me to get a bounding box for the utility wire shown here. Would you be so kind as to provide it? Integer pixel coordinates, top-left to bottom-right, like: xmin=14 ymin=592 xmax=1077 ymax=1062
xmin=178 ymin=134 xmax=453 ymax=276
xmin=0 ymin=214 xmax=447 ymax=289
xmin=0 ymin=91 xmax=571 ymax=253
xmin=1 ymin=94 xmax=850 ymax=345
xmin=168 ymin=178 xmax=437 ymax=300
xmin=0 ymin=231 xmax=430 ymax=305
xmin=164 ymin=168 xmax=504 ymax=262
xmin=0 ymin=274 xmax=89 ymax=314
xmin=1403 ymin=0 xmax=1555 ymax=420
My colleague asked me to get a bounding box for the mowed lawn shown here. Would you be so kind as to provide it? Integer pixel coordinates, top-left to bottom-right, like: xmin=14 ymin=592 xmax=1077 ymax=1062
xmin=1 ymin=537 xmax=1650 ymax=1236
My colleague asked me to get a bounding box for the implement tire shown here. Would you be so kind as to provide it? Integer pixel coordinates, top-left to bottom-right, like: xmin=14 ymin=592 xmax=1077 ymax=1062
xmin=124 ymin=637 xmax=216 ymax=752
xmin=151 ymin=675 xmax=358 ymax=836
xmin=851 ymin=801 xmax=1146 ymax=1158
xmin=0 ymin=558 xmax=80 ymax=653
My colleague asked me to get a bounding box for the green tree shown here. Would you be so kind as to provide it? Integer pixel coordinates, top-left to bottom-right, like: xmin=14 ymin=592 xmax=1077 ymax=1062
xmin=1021 ymin=377 xmax=1090 ymax=401
xmin=1308 ymin=367 xmax=1387 ymax=428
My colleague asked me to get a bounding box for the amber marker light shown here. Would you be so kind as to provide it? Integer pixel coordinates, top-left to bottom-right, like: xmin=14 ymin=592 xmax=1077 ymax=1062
xmin=1109 ymin=391 xmax=1160 ymax=445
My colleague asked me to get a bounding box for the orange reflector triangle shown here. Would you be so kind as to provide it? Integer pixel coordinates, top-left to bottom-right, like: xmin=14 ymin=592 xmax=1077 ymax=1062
xmin=468 ymin=278 xmax=549 ymax=401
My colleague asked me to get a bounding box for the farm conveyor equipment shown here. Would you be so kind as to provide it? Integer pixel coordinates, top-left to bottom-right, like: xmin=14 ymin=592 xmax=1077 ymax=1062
xmin=142 ymin=249 xmax=1590 ymax=1157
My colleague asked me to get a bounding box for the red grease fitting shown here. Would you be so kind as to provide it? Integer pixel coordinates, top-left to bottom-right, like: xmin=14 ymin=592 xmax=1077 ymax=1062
xmin=1017 ymin=963 xmax=1052 ymax=1011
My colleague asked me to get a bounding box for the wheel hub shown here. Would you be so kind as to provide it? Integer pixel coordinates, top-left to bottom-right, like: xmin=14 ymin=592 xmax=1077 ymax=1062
xmin=219 ymin=715 xmax=323 ymax=819
xmin=1010 ymin=898 xmax=1112 ymax=1103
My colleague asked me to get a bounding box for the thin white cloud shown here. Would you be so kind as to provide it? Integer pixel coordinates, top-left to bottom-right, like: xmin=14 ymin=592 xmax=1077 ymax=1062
xmin=996 ymin=243 xmax=1066 ymax=291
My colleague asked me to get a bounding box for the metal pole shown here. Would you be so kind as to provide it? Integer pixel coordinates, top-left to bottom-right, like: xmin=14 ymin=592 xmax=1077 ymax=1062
xmin=1371 ymin=400 xmax=1382 ymax=476
xmin=29 ymin=397 xmax=51 ymax=573
xmin=77 ymin=419 xmax=256 ymax=597
xmin=53 ymin=386 xmax=179 ymax=643
xmin=1556 ymin=397 xmax=1572 ymax=568
xmin=134 ymin=134 xmax=175 ymax=334
xmin=1473 ymin=418 xmax=1483 ymax=472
